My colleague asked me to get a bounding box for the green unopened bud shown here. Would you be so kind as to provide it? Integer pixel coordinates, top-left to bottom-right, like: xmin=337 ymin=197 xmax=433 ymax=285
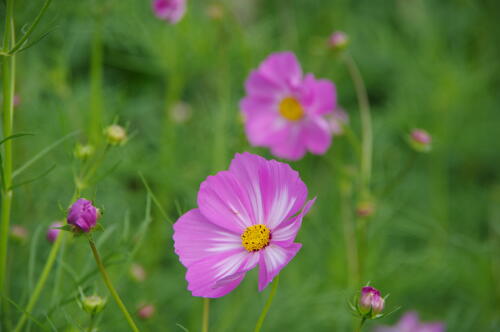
xmin=82 ymin=295 xmax=106 ymax=315
xmin=74 ymin=143 xmax=95 ymax=160
xmin=356 ymin=201 xmax=375 ymax=218
xmin=10 ymin=225 xmax=28 ymax=244
xmin=104 ymin=124 xmax=127 ymax=146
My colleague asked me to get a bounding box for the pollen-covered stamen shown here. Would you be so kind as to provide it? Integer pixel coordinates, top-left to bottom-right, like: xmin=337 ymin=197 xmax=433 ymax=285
xmin=241 ymin=224 xmax=271 ymax=252
xmin=279 ymin=97 xmax=304 ymax=121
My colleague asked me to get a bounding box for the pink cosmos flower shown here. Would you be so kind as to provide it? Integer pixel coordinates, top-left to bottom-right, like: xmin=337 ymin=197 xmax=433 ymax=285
xmin=47 ymin=221 xmax=63 ymax=243
xmin=375 ymin=311 xmax=445 ymax=332
xmin=153 ymin=0 xmax=186 ymax=24
xmin=67 ymin=198 xmax=99 ymax=233
xmin=173 ymin=152 xmax=315 ymax=298
xmin=240 ymin=52 xmax=337 ymax=161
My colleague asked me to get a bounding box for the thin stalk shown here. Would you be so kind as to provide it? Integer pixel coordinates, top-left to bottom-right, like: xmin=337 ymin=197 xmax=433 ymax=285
xmin=89 ymin=15 xmax=103 ymax=145
xmin=339 ymin=179 xmax=359 ymax=288
xmin=13 ymin=232 xmax=65 ymax=332
xmin=354 ymin=317 xmax=366 ymax=332
xmin=202 ymin=298 xmax=210 ymax=332
xmin=343 ymin=53 xmax=372 ymax=197
xmin=88 ymin=238 xmax=139 ymax=332
xmin=0 ymin=0 xmax=16 ymax=324
xmin=254 ymin=274 xmax=280 ymax=332
xmin=87 ymin=313 xmax=96 ymax=332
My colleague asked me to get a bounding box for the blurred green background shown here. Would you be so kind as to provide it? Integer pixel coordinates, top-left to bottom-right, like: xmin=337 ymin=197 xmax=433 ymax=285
xmin=4 ymin=0 xmax=500 ymax=331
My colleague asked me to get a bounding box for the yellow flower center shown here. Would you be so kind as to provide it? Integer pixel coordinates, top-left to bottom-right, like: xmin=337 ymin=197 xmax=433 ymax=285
xmin=279 ymin=97 xmax=304 ymax=121
xmin=241 ymin=224 xmax=271 ymax=252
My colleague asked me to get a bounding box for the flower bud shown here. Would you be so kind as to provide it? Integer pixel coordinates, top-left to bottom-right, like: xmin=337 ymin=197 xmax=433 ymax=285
xmin=104 ymin=124 xmax=127 ymax=146
xmin=10 ymin=225 xmax=28 ymax=244
xmin=137 ymin=304 xmax=155 ymax=320
xmin=206 ymin=4 xmax=224 ymax=21
xmin=170 ymin=101 xmax=192 ymax=124
xmin=82 ymin=295 xmax=106 ymax=315
xmin=329 ymin=31 xmax=349 ymax=51
xmin=408 ymin=128 xmax=432 ymax=152
xmin=153 ymin=0 xmax=186 ymax=24
xmin=356 ymin=201 xmax=375 ymax=218
xmin=67 ymin=198 xmax=99 ymax=233
xmin=359 ymin=286 xmax=385 ymax=316
xmin=47 ymin=221 xmax=63 ymax=243
xmin=13 ymin=95 xmax=21 ymax=107
xmin=130 ymin=263 xmax=146 ymax=282
xmin=74 ymin=143 xmax=95 ymax=160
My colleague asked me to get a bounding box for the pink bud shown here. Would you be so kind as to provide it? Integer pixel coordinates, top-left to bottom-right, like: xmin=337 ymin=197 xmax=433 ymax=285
xmin=10 ymin=225 xmax=28 ymax=244
xmin=329 ymin=31 xmax=349 ymax=50
xmin=153 ymin=0 xmax=186 ymax=24
xmin=47 ymin=221 xmax=63 ymax=243
xmin=130 ymin=263 xmax=146 ymax=282
xmin=13 ymin=95 xmax=21 ymax=107
xmin=409 ymin=129 xmax=432 ymax=152
xmin=356 ymin=201 xmax=375 ymax=218
xmin=67 ymin=198 xmax=99 ymax=232
xmin=137 ymin=304 xmax=155 ymax=320
xmin=360 ymin=286 xmax=385 ymax=315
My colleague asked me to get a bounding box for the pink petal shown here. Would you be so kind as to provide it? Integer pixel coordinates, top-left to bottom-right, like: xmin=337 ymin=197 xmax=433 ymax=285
xmin=300 ymin=74 xmax=336 ymax=115
xmin=258 ymin=52 xmax=303 ymax=90
xmin=272 ymin=198 xmax=315 ymax=246
xmin=186 ymin=249 xmax=259 ymax=298
xmin=258 ymin=243 xmax=301 ymax=291
xmin=229 ymin=153 xmax=307 ymax=229
xmin=198 ymin=171 xmax=257 ymax=233
xmin=173 ymin=209 xmax=242 ymax=267
xmin=269 ymin=124 xmax=308 ymax=161
xmin=244 ymin=71 xmax=283 ymax=98
xmin=240 ymin=95 xmax=277 ymax=115
xmin=243 ymin=111 xmax=288 ymax=146
xmin=303 ymin=117 xmax=332 ymax=155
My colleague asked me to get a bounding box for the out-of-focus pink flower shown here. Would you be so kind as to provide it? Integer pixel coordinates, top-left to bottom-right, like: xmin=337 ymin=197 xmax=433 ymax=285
xmin=47 ymin=221 xmax=63 ymax=243
xmin=375 ymin=311 xmax=445 ymax=332
xmin=329 ymin=31 xmax=349 ymax=50
xmin=137 ymin=304 xmax=155 ymax=320
xmin=153 ymin=0 xmax=186 ymax=24
xmin=173 ymin=152 xmax=315 ymax=297
xmin=67 ymin=198 xmax=99 ymax=233
xmin=359 ymin=286 xmax=385 ymax=315
xmin=13 ymin=95 xmax=21 ymax=107
xmin=240 ymin=52 xmax=337 ymax=160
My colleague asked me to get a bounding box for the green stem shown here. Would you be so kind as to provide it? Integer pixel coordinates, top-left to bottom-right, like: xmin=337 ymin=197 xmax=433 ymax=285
xmin=0 ymin=0 xmax=16 ymax=325
xmin=13 ymin=232 xmax=65 ymax=332
xmin=87 ymin=313 xmax=96 ymax=332
xmin=89 ymin=14 xmax=103 ymax=145
xmin=339 ymin=179 xmax=359 ymax=288
xmin=202 ymin=298 xmax=210 ymax=332
xmin=88 ymin=238 xmax=140 ymax=332
xmin=343 ymin=53 xmax=372 ymax=197
xmin=7 ymin=0 xmax=52 ymax=55
xmin=354 ymin=317 xmax=366 ymax=332
xmin=254 ymin=274 xmax=280 ymax=332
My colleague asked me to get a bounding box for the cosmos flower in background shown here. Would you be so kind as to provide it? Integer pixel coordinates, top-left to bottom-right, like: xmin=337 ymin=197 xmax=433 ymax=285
xmin=153 ymin=0 xmax=186 ymax=24
xmin=329 ymin=31 xmax=349 ymax=51
xmin=240 ymin=52 xmax=337 ymax=160
xmin=67 ymin=198 xmax=99 ymax=233
xmin=173 ymin=152 xmax=315 ymax=297
xmin=374 ymin=311 xmax=445 ymax=332
xmin=46 ymin=221 xmax=63 ymax=243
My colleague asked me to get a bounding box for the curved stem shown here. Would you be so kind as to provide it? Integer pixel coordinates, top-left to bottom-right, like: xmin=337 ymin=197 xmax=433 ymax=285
xmin=13 ymin=232 xmax=65 ymax=332
xmin=88 ymin=238 xmax=140 ymax=332
xmin=354 ymin=317 xmax=366 ymax=332
xmin=202 ymin=298 xmax=210 ymax=332
xmin=343 ymin=53 xmax=373 ymax=197
xmin=254 ymin=274 xmax=280 ymax=332
xmin=0 ymin=0 xmax=16 ymax=326
xmin=87 ymin=313 xmax=96 ymax=332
